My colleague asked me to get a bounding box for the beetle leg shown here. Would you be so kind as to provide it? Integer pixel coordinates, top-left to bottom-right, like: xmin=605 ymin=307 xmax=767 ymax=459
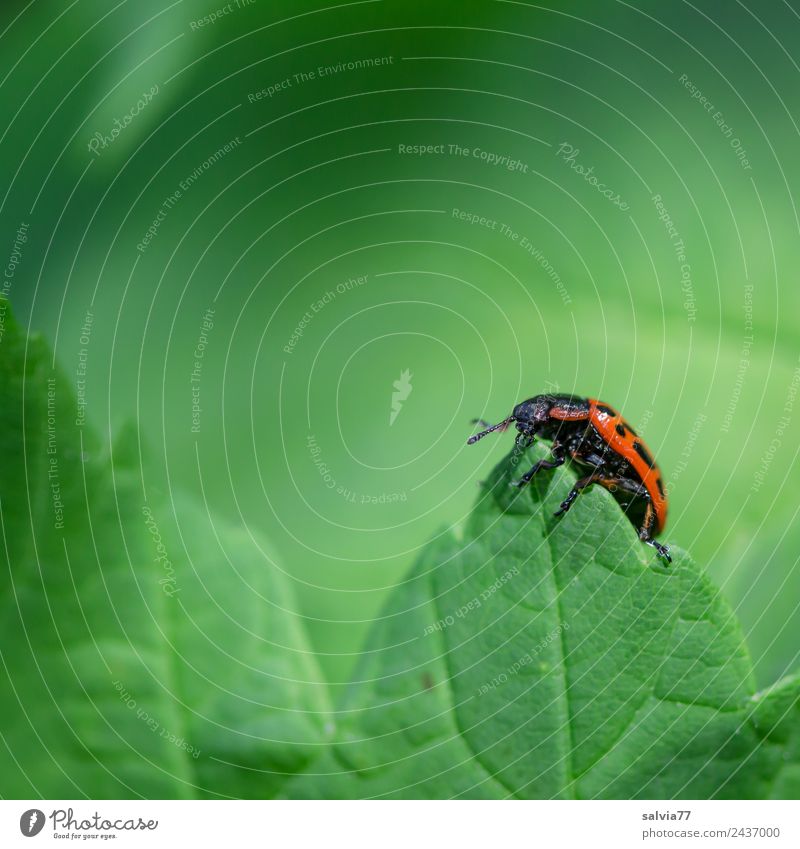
xmin=551 ymin=470 xmax=673 ymax=563
xmin=511 ymin=443 xmax=565 ymax=487
xmin=511 ymin=455 xmax=564 ymax=488
xmin=638 ymin=502 xmax=672 ymax=564
xmin=553 ymin=471 xmax=604 ymax=516
xmin=514 ymin=431 xmax=534 ymax=449
xmin=643 ymin=539 xmax=672 ymax=563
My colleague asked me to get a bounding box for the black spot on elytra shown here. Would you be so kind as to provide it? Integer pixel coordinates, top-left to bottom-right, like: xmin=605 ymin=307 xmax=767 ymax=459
xmin=656 ymin=477 xmax=665 ymax=497
xmin=615 ymin=423 xmax=627 ymax=437
xmin=596 ymin=404 xmax=617 ymax=417
xmin=633 ymin=440 xmax=655 ymax=468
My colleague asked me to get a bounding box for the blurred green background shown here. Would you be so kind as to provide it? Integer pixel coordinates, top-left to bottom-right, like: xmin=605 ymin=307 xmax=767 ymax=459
xmin=1 ymin=0 xmax=798 ymax=725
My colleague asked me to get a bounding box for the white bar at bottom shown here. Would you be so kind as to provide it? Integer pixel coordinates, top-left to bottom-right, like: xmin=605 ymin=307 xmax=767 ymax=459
xmin=2 ymin=799 xmax=796 ymax=848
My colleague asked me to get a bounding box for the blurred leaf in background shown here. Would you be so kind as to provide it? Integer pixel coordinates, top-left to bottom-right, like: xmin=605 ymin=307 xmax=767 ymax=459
xmin=0 ymin=307 xmax=329 ymax=797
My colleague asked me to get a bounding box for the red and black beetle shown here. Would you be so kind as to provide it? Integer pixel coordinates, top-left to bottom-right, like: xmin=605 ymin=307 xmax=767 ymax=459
xmin=468 ymin=393 xmax=671 ymax=563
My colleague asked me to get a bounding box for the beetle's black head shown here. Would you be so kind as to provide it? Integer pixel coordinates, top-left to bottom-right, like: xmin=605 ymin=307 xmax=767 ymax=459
xmin=511 ymin=395 xmax=555 ymax=435
xmin=467 ymin=394 xmax=557 ymax=446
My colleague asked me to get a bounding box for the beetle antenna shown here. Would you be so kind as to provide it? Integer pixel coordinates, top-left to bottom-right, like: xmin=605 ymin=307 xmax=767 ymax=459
xmin=467 ymin=416 xmax=514 ymax=445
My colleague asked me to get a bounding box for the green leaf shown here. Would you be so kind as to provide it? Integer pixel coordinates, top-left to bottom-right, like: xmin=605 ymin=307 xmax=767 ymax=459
xmin=288 ymin=442 xmax=800 ymax=799
xmin=0 ymin=308 xmax=330 ymax=798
